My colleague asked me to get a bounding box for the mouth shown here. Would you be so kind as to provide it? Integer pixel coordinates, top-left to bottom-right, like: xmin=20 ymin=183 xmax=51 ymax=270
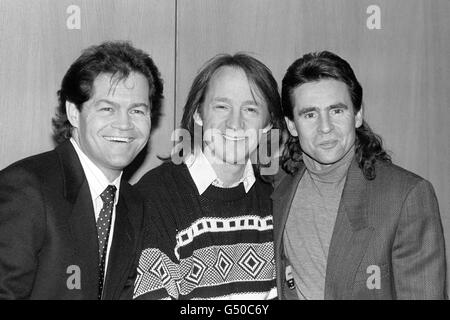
xmin=318 ymin=140 xmax=338 ymax=149
xmin=222 ymin=134 xmax=247 ymax=142
xmin=103 ymin=136 xmax=135 ymax=143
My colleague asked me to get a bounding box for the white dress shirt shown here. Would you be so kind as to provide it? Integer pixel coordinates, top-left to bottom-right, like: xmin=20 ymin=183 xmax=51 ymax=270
xmin=184 ymin=148 xmax=256 ymax=195
xmin=70 ymin=138 xmax=121 ymax=276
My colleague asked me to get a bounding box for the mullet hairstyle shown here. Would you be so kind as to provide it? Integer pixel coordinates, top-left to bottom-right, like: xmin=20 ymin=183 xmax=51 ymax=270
xmin=281 ymin=51 xmax=390 ymax=180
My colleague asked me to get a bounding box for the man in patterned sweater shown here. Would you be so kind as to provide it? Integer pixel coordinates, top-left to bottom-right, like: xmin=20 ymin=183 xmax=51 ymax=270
xmin=133 ymin=53 xmax=285 ymax=299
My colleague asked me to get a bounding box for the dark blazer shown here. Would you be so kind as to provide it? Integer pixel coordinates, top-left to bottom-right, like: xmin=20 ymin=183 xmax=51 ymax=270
xmin=272 ymin=158 xmax=446 ymax=299
xmin=0 ymin=141 xmax=143 ymax=300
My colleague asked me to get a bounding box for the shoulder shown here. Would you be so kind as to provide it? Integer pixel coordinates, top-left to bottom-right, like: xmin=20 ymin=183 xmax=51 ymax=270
xmin=365 ymin=160 xmax=438 ymax=218
xmin=133 ymin=161 xmax=192 ymax=200
xmin=372 ymin=160 xmax=429 ymax=193
xmin=0 ymin=150 xmax=59 ymax=225
xmin=254 ymin=173 xmax=274 ymax=196
xmin=260 ymin=164 xmax=301 ymax=189
xmin=135 ymin=161 xmax=186 ymax=187
xmin=120 ymin=180 xmax=142 ymax=205
xmin=0 ymin=149 xmax=59 ymax=186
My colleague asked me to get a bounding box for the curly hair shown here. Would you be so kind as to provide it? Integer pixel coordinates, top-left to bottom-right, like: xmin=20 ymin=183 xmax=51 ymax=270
xmin=281 ymin=51 xmax=390 ymax=180
xmin=52 ymin=41 xmax=163 ymax=144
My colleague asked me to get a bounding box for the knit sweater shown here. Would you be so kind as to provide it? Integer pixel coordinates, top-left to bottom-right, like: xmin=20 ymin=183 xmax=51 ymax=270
xmin=133 ymin=162 xmax=277 ymax=300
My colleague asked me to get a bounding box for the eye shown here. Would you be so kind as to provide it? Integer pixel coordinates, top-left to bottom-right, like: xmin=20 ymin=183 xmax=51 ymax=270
xmin=243 ymin=106 xmax=258 ymax=114
xmin=214 ymin=104 xmax=228 ymax=111
xmin=331 ymin=108 xmax=344 ymax=115
xmin=131 ymin=107 xmax=148 ymax=115
xmin=302 ymin=112 xmax=316 ymax=119
xmin=99 ymin=107 xmax=113 ymax=112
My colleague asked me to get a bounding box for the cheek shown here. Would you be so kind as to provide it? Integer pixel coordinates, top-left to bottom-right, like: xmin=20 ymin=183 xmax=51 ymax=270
xmin=246 ymin=118 xmax=265 ymax=132
xmin=339 ymin=121 xmax=356 ymax=140
xmin=135 ymin=118 xmax=151 ymax=136
xmin=298 ymin=124 xmax=316 ymax=142
xmin=298 ymin=135 xmax=312 ymax=152
xmin=84 ymin=116 xmax=106 ymax=134
xmin=203 ymin=116 xmax=225 ymax=129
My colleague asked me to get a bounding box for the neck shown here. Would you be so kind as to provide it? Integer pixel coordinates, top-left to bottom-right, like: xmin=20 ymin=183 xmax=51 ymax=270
xmin=71 ymin=136 xmax=121 ymax=183
xmin=303 ymin=146 xmax=355 ymax=183
xmin=103 ymin=170 xmax=121 ymax=184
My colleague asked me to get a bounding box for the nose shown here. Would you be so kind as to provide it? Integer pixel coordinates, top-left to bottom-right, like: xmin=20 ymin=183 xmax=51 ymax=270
xmin=318 ymin=113 xmax=333 ymax=134
xmin=226 ymin=109 xmax=244 ymax=130
xmin=112 ymin=110 xmax=134 ymax=130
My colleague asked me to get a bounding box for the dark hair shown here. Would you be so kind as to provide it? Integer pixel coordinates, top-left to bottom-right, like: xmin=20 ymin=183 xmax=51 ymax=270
xmin=178 ymin=53 xmax=284 ymax=169
xmin=52 ymin=41 xmax=163 ymax=143
xmin=281 ymin=51 xmax=390 ymax=180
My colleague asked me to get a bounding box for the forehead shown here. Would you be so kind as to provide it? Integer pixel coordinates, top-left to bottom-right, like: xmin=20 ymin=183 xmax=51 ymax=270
xmin=292 ymin=79 xmax=352 ymax=109
xmin=91 ymin=72 xmax=149 ymax=99
xmin=206 ymin=66 xmax=264 ymax=103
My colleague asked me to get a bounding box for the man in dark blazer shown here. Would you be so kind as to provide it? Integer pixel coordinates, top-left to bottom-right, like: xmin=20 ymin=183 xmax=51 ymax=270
xmin=0 ymin=41 xmax=163 ymax=299
xmin=274 ymin=51 xmax=446 ymax=299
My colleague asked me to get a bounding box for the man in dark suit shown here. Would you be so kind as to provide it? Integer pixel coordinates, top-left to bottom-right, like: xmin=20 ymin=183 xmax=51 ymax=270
xmin=274 ymin=51 xmax=446 ymax=299
xmin=0 ymin=41 xmax=163 ymax=299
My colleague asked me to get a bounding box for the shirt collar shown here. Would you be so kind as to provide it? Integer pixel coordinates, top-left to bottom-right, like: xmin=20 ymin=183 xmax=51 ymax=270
xmin=184 ymin=148 xmax=256 ymax=195
xmin=70 ymin=138 xmax=121 ymax=205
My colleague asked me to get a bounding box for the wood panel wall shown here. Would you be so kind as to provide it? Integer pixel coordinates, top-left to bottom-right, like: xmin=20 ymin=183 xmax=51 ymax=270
xmin=0 ymin=0 xmax=176 ymax=183
xmin=1 ymin=0 xmax=449 ymax=290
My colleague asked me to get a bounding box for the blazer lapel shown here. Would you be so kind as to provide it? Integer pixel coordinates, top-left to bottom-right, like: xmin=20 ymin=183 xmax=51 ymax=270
xmin=271 ymin=166 xmax=306 ymax=253
xmin=102 ymin=185 xmax=135 ymax=300
xmin=57 ymin=141 xmax=100 ymax=298
xmin=271 ymin=166 xmax=305 ymax=295
xmin=68 ymin=181 xmax=100 ymax=296
xmin=325 ymin=159 xmax=374 ymax=299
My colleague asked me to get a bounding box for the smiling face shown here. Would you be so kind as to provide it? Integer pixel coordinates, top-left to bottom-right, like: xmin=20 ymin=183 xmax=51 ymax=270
xmin=67 ymin=72 xmax=151 ymax=181
xmin=196 ymin=66 xmax=271 ymax=166
xmin=285 ymin=79 xmax=362 ymax=170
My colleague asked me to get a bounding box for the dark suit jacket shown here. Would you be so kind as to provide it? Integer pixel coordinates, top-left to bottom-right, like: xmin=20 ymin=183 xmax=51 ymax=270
xmin=272 ymin=158 xmax=446 ymax=299
xmin=0 ymin=141 xmax=143 ymax=299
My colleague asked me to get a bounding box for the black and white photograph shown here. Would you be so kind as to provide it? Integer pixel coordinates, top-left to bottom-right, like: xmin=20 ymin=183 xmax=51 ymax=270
xmin=0 ymin=0 xmax=449 ymax=306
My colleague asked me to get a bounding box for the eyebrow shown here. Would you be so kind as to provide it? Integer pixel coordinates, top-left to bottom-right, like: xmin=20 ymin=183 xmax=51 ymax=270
xmin=95 ymin=99 xmax=150 ymax=109
xmin=298 ymin=103 xmax=348 ymax=114
xmin=212 ymin=97 xmax=258 ymax=107
xmin=329 ymin=103 xmax=348 ymax=110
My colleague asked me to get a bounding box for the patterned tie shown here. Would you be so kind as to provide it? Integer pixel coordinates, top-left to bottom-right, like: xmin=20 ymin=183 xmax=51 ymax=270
xmin=97 ymin=184 xmax=116 ymax=300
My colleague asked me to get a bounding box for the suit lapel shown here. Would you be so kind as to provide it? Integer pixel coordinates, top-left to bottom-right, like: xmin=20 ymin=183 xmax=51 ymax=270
xmin=68 ymin=181 xmax=100 ymax=295
xmin=325 ymin=159 xmax=374 ymax=299
xmin=271 ymin=166 xmax=305 ymax=253
xmin=102 ymin=183 xmax=135 ymax=300
xmin=56 ymin=141 xmax=100 ymax=298
xmin=271 ymin=166 xmax=305 ymax=296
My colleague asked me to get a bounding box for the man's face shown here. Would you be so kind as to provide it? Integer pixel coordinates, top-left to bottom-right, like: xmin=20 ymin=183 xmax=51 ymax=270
xmin=196 ymin=66 xmax=270 ymax=165
xmin=285 ymin=79 xmax=362 ymax=170
xmin=68 ymin=72 xmax=151 ymax=181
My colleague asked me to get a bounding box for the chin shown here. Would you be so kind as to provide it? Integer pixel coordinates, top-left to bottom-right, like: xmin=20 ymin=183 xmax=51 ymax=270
xmin=214 ymin=152 xmax=247 ymax=165
xmin=108 ymin=157 xmax=135 ymax=169
xmin=317 ymin=155 xmax=343 ymax=165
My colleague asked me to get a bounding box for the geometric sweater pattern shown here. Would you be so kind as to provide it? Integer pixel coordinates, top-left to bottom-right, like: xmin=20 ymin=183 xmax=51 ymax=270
xmin=133 ymin=162 xmax=277 ymax=300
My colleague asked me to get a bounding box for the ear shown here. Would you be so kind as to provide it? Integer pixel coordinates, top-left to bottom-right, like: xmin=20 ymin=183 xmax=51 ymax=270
xmin=285 ymin=117 xmax=298 ymax=137
xmin=193 ymin=110 xmax=203 ymax=126
xmin=66 ymin=101 xmax=81 ymax=128
xmin=355 ymin=109 xmax=363 ymax=128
